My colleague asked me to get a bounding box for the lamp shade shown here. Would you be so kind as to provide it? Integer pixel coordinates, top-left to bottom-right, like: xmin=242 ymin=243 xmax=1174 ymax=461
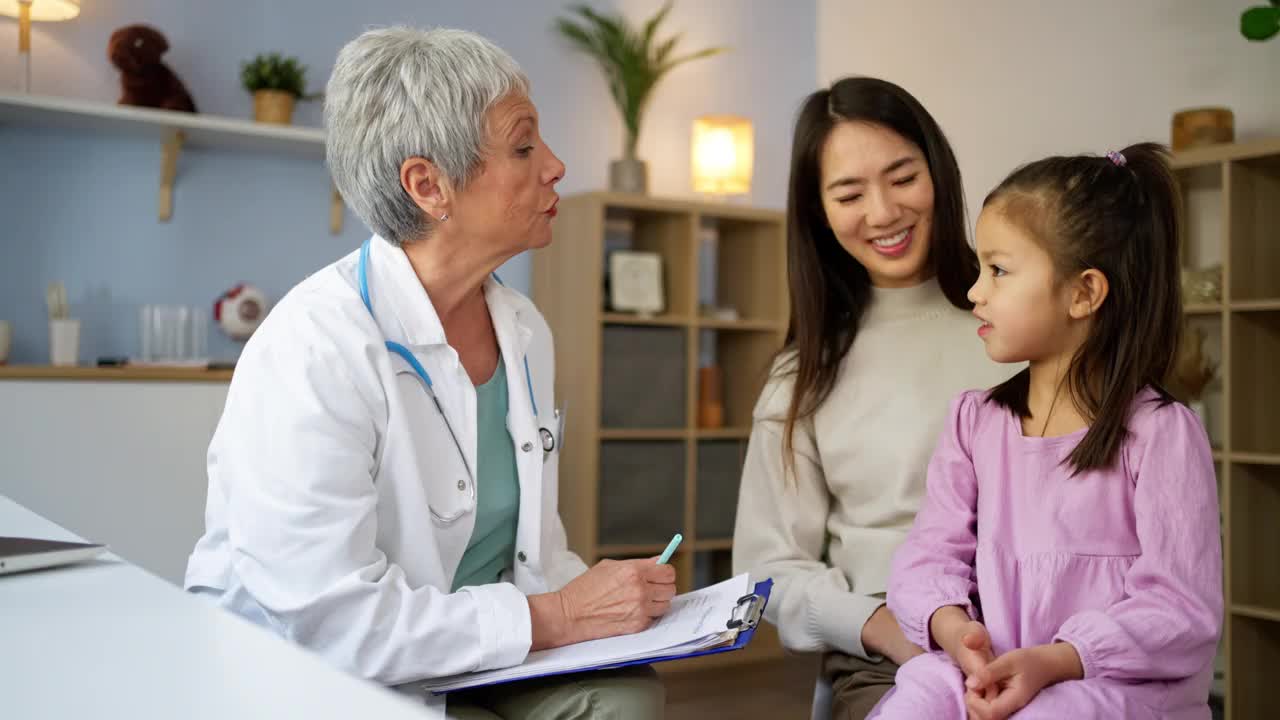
xmin=691 ymin=115 xmax=754 ymax=195
xmin=0 ymin=0 xmax=80 ymax=21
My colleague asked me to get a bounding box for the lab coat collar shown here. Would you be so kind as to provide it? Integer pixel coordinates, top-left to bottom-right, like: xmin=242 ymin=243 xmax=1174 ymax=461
xmin=484 ymin=277 xmax=535 ymax=357
xmin=365 ymin=236 xmax=533 ymax=355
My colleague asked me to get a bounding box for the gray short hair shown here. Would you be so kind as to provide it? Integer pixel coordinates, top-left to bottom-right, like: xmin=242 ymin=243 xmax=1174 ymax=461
xmin=324 ymin=27 xmax=529 ymax=245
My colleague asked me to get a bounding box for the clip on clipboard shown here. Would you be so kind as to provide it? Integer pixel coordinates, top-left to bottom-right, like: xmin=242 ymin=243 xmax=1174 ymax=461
xmin=727 ymin=590 xmax=766 ymax=631
xmin=622 ymin=578 xmax=772 ymax=668
xmin=419 ymin=576 xmax=774 ymax=695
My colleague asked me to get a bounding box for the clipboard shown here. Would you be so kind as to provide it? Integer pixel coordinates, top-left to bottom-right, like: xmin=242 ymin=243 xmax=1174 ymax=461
xmin=430 ymin=578 xmax=773 ymax=695
xmin=585 ymin=577 xmax=773 ymax=673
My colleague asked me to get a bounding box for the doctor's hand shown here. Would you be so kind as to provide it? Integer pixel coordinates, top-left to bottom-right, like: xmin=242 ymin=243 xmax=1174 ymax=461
xmin=527 ymin=558 xmax=677 ymax=650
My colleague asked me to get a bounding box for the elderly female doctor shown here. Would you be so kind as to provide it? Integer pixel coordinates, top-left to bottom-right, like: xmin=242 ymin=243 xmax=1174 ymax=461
xmin=184 ymin=27 xmax=674 ymax=719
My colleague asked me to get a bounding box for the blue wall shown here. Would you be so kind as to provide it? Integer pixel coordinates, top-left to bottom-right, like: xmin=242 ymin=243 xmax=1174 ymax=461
xmin=0 ymin=0 xmax=815 ymax=363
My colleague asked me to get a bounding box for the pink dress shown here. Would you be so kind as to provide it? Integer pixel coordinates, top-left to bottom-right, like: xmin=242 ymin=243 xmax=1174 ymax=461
xmin=869 ymin=388 xmax=1222 ymax=720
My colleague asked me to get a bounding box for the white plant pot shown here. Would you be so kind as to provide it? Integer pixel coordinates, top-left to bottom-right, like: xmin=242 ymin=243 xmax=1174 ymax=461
xmin=49 ymin=318 xmax=80 ymax=367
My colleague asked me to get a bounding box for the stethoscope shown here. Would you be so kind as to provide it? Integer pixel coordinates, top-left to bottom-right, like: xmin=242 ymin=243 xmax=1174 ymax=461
xmin=358 ymin=239 xmax=559 ymax=524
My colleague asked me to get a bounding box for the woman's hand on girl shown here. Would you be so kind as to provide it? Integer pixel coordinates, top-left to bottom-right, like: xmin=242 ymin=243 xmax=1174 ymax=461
xmin=861 ymin=605 xmax=926 ymax=666
xmin=962 ymin=642 xmax=1085 ymax=720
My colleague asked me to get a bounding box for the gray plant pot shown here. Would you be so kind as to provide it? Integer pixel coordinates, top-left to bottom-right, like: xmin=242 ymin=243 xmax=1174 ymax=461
xmin=609 ymin=156 xmax=648 ymax=194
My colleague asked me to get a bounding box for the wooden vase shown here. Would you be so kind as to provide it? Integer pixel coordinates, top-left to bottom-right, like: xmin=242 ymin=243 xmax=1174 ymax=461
xmin=1171 ymin=108 xmax=1234 ymax=151
xmin=698 ymin=366 xmax=724 ymax=429
xmin=253 ymin=90 xmax=296 ymax=125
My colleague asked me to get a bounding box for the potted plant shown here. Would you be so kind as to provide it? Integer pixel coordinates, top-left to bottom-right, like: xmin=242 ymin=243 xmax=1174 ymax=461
xmin=240 ymin=52 xmax=313 ymax=125
xmin=554 ymin=1 xmax=724 ymax=193
xmin=1242 ymin=2 xmax=1280 ymax=41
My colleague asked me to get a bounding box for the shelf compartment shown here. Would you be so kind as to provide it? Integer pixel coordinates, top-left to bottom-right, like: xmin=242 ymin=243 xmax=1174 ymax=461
xmin=691 ymin=549 xmax=736 ymax=590
xmin=1229 ymin=614 xmax=1280 ymax=718
xmin=704 ymin=217 xmax=788 ymax=328
xmin=1174 ymin=313 xmax=1224 ymax=448
xmin=1176 ymin=163 xmax=1225 ymax=293
xmin=1229 ymin=463 xmax=1280 ymax=611
xmin=1228 ymin=158 xmax=1280 ymax=302
xmin=1230 ymin=311 xmax=1280 ymax=455
xmin=707 ymin=331 xmax=779 ymax=429
xmin=695 ymin=439 xmax=747 ymax=542
xmin=602 ymin=208 xmax=697 ymax=317
xmin=600 ymin=325 xmax=688 ymax=429
xmin=597 ymin=440 xmax=685 ymax=547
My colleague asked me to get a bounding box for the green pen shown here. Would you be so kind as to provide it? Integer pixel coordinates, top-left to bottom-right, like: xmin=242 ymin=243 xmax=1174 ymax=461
xmin=657 ymin=533 xmax=683 ymax=564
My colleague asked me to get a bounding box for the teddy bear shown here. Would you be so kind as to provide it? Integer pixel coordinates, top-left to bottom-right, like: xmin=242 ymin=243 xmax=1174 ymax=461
xmin=107 ymin=25 xmax=197 ymax=113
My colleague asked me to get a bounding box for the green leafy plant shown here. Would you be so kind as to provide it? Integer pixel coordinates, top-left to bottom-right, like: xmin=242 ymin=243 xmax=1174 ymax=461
xmin=240 ymin=53 xmax=314 ymax=98
xmin=1242 ymin=1 xmax=1280 ymax=41
xmin=554 ymin=1 xmax=725 ymax=157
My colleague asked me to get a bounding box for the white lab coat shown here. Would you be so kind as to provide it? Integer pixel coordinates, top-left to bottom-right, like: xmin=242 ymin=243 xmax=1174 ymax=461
xmin=185 ymin=236 xmax=588 ymax=716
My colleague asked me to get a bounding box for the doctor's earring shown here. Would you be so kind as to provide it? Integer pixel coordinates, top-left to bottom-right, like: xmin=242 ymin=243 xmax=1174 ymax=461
xmin=438 ymin=213 xmax=450 ymax=223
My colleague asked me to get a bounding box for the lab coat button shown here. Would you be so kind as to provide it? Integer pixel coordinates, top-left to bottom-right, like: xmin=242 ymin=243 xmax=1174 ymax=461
xmin=456 ymin=479 xmax=466 ymax=491
xmin=517 ymin=551 xmax=528 ymax=563
xmin=521 ymin=441 xmax=533 ymax=453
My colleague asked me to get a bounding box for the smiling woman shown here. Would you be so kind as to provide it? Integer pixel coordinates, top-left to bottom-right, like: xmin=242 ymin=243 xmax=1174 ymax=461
xmin=731 ymin=77 xmax=1020 ymax=719
xmin=819 ymin=122 xmax=935 ymax=287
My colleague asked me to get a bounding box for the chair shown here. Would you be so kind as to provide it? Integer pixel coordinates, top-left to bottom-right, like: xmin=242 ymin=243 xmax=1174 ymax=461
xmin=811 ymin=675 xmax=834 ymax=720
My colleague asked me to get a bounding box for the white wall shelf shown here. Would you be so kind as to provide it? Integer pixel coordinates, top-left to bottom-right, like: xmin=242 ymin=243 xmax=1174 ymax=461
xmin=0 ymin=92 xmax=343 ymax=233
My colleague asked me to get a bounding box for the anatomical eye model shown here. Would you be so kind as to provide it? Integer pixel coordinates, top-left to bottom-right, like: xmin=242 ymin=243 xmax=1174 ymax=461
xmin=214 ymin=284 xmax=269 ymax=341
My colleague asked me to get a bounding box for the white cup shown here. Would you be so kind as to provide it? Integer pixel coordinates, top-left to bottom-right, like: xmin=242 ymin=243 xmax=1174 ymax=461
xmin=49 ymin=318 xmax=80 ymax=366
xmin=0 ymin=320 xmax=11 ymax=365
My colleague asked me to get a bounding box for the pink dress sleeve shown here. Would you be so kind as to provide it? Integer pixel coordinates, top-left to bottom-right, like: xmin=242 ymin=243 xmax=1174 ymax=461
xmin=888 ymin=391 xmax=982 ymax=651
xmin=1053 ymin=402 xmax=1223 ymax=680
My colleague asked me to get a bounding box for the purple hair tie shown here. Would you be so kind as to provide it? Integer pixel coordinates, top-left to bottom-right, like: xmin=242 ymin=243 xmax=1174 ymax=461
xmin=1106 ymin=150 xmax=1127 ymax=167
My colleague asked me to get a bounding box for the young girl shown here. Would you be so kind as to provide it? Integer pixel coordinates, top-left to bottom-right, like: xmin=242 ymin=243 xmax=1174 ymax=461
xmin=869 ymin=144 xmax=1223 ymax=720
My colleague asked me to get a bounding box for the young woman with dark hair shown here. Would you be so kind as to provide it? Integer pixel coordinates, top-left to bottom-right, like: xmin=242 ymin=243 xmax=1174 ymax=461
xmin=732 ymin=77 xmax=1017 ymax=718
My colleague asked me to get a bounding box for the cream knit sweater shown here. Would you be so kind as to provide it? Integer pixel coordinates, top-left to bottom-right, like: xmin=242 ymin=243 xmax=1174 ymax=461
xmin=732 ymin=277 xmax=1018 ymax=659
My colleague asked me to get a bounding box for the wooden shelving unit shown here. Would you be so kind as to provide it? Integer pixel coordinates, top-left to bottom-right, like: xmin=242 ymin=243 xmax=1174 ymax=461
xmin=0 ymin=92 xmax=343 ymax=233
xmin=1173 ymin=137 xmax=1280 ymax=719
xmin=534 ymin=192 xmax=788 ymax=669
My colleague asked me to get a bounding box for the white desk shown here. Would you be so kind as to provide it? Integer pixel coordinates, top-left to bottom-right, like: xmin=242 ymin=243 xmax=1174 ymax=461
xmin=0 ymin=379 xmax=229 ymax=584
xmin=0 ymin=495 xmax=430 ymax=719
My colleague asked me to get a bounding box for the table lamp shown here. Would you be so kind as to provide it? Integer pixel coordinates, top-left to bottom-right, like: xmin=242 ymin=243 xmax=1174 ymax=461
xmin=0 ymin=0 xmax=80 ymax=92
xmin=691 ymin=114 xmax=753 ymax=197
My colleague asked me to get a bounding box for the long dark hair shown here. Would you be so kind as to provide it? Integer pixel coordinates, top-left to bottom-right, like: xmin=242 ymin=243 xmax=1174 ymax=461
xmin=984 ymin=143 xmax=1182 ymax=473
xmin=779 ymin=77 xmax=977 ymax=464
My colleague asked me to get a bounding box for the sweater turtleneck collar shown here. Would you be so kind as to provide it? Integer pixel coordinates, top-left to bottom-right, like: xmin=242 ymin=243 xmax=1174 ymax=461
xmin=863 ymin=275 xmax=955 ymax=325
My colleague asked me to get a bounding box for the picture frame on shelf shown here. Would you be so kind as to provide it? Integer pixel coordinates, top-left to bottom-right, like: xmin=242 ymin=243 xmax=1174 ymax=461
xmin=608 ymin=250 xmax=665 ymax=316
